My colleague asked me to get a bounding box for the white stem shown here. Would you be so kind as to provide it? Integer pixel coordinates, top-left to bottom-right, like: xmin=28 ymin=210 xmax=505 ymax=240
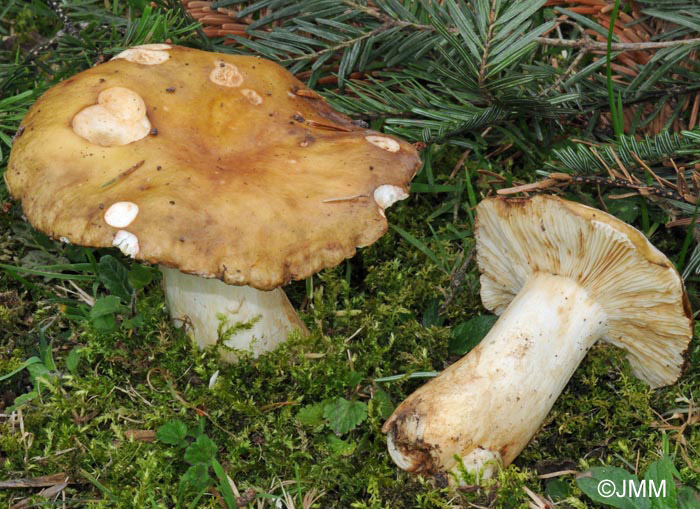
xmin=160 ymin=266 xmax=307 ymax=361
xmin=384 ymin=273 xmax=608 ymax=481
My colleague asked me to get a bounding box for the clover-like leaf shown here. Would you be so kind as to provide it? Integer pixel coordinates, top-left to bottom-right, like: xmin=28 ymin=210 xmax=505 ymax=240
xmin=323 ymin=397 xmax=367 ymax=435
xmin=184 ymin=435 xmax=218 ymax=465
xmin=296 ymin=402 xmax=326 ymax=428
xmin=157 ymin=419 xmax=188 ymax=446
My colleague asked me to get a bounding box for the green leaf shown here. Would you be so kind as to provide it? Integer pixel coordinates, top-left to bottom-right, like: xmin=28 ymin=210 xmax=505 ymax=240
xmin=180 ymin=464 xmax=212 ymax=493
xmin=345 ymin=370 xmax=363 ymax=388
xmin=66 ymin=347 xmax=82 ymax=376
xmin=90 ymin=296 xmax=124 ymax=319
xmin=98 ymin=255 xmax=133 ymax=302
xmin=128 ymin=264 xmax=156 ymax=290
xmin=0 ymin=356 xmax=41 ymax=382
xmin=644 ymin=456 xmax=678 ymax=509
xmin=374 ymin=371 xmax=438 ymax=383
xmin=545 ymin=478 xmax=570 ymax=501
xmin=80 ymin=468 xmax=120 ymax=503
xmin=422 ymin=298 xmax=445 ymax=328
xmin=38 ymin=334 xmax=57 ymax=372
xmin=89 ymin=296 xmax=124 ymax=332
xmin=370 ymin=388 xmax=395 ymax=420
xmin=122 ymin=313 xmax=145 ymax=330
xmin=157 ymin=420 xmax=188 ymax=446
xmin=679 ymin=486 xmax=700 ymax=509
xmin=184 ymin=435 xmax=218 ymax=465
xmin=27 ymin=361 xmax=51 ymax=388
xmin=323 ymin=398 xmax=367 ymax=435
xmin=390 ymin=225 xmax=444 ymax=271
xmin=211 ymin=458 xmax=238 ymax=509
xmin=577 ymin=467 xmax=650 ymax=509
xmin=296 ymin=403 xmax=326 ymax=428
xmin=605 ymin=197 xmax=640 ymax=224
xmin=8 ymin=391 xmax=38 ymax=412
xmin=326 ymin=434 xmax=356 ymax=456
xmin=91 ymin=314 xmax=117 ymax=333
xmin=127 ymin=0 xmax=148 ymax=10
xmin=449 ymin=315 xmax=497 ymax=355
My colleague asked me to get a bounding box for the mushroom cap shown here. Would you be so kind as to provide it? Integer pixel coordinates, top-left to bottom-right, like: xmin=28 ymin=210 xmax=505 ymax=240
xmin=7 ymin=44 xmax=421 ymax=290
xmin=476 ymin=194 xmax=693 ymax=388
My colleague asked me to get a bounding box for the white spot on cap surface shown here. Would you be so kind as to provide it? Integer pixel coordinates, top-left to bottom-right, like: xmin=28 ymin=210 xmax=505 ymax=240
xmin=210 ymin=61 xmax=244 ymax=87
xmin=241 ymin=88 xmax=263 ymax=105
xmin=113 ymin=44 xmax=171 ymax=65
xmin=374 ymin=185 xmax=408 ymax=210
xmin=104 ymin=201 xmax=139 ymax=228
xmin=113 ymin=230 xmax=139 ymax=258
xmin=72 ymin=87 xmax=151 ymax=146
xmin=365 ymin=135 xmax=400 ymax=153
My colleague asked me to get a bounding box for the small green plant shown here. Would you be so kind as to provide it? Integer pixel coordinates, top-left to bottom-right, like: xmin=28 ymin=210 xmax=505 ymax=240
xmin=296 ymin=396 xmax=369 ymax=456
xmin=0 ymin=328 xmax=69 ymax=412
xmin=89 ymin=254 xmax=156 ymax=332
xmin=157 ymin=418 xmax=239 ymax=509
xmin=577 ymin=436 xmax=700 ymax=509
xmin=0 ymin=251 xmax=157 ymax=332
xmin=448 ymin=314 xmax=498 ymax=355
xmin=294 ymin=371 xmax=400 ymax=460
xmin=606 ymin=0 xmax=625 ymax=139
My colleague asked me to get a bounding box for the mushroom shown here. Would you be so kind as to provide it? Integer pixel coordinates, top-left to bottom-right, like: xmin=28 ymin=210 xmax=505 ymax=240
xmin=6 ymin=44 xmax=421 ymax=360
xmin=382 ymin=194 xmax=693 ymax=483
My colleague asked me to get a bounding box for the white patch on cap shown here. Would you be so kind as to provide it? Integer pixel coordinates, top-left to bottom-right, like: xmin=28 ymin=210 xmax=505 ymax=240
xmin=113 ymin=230 xmax=139 ymax=258
xmin=72 ymin=87 xmax=151 ymax=146
xmin=210 ymin=61 xmax=244 ymax=87
xmin=104 ymin=201 xmax=139 ymax=228
xmin=113 ymin=44 xmax=171 ymax=65
xmin=365 ymin=135 xmax=400 ymax=152
xmin=59 ymin=237 xmax=70 ymax=244
xmin=241 ymin=88 xmax=262 ymax=105
xmin=374 ymin=185 xmax=408 ymax=210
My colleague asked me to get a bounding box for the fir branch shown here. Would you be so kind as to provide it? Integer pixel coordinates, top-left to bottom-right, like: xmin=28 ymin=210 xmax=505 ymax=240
xmin=278 ymin=20 xmax=395 ymax=64
xmin=551 ymin=131 xmax=700 ymax=202
xmin=478 ymin=1 xmax=499 ymax=92
xmin=536 ymin=36 xmax=700 ymax=51
xmin=45 ymin=0 xmax=79 ymax=36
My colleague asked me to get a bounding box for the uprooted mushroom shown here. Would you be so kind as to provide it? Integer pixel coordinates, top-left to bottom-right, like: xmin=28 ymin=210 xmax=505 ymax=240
xmin=7 ymin=44 xmax=421 ymax=360
xmin=383 ymin=194 xmax=693 ymax=484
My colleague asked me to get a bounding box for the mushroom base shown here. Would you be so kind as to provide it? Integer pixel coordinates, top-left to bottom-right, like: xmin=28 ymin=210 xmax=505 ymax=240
xmin=160 ymin=266 xmax=308 ymax=361
xmin=383 ymin=272 xmax=608 ymax=484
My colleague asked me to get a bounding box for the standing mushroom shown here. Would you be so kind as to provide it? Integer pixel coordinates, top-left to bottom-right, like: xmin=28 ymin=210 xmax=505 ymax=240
xmin=6 ymin=44 xmax=421 ymax=360
xmin=382 ymin=194 xmax=692 ymax=482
